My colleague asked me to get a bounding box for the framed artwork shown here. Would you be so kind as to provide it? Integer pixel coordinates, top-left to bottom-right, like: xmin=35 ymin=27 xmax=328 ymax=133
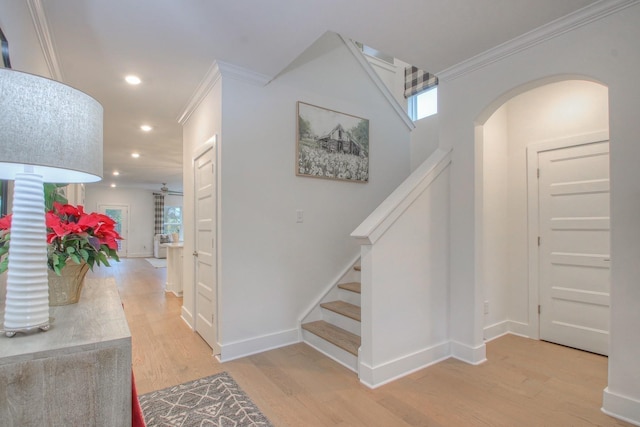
xmin=296 ymin=101 xmax=369 ymax=183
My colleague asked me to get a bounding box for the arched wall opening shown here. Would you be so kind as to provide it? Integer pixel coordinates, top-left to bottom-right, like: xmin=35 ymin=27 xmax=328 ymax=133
xmin=475 ymin=78 xmax=609 ymax=343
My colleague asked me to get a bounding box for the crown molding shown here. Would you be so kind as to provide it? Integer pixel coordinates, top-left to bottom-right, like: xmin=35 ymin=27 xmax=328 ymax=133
xmin=216 ymin=61 xmax=271 ymax=86
xmin=177 ymin=61 xmax=270 ymax=125
xmin=177 ymin=61 xmax=222 ymax=125
xmin=438 ymin=0 xmax=640 ymax=82
xmin=340 ymin=35 xmax=414 ymax=131
xmin=26 ymin=0 xmax=63 ymax=81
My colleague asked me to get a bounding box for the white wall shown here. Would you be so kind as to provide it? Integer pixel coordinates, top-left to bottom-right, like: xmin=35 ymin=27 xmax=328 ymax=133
xmin=84 ymin=185 xmax=155 ymax=258
xmin=480 ymin=104 xmax=509 ymax=338
xmin=411 ymin=114 xmax=439 ymax=171
xmin=366 ymin=55 xmax=407 ymax=110
xmin=440 ymin=4 xmax=640 ymax=422
xmin=0 ymin=1 xmax=52 ymax=77
xmin=213 ymin=32 xmax=411 ymax=359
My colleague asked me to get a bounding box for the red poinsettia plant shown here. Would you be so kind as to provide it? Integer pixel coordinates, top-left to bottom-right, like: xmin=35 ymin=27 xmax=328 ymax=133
xmin=0 ymin=202 xmax=122 ymax=275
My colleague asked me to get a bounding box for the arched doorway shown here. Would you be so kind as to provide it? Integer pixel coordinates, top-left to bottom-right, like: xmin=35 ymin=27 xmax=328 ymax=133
xmin=476 ymin=78 xmax=610 ymax=354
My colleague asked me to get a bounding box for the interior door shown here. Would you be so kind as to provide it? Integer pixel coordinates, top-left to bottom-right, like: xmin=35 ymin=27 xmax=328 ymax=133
xmin=193 ymin=146 xmax=218 ymax=352
xmin=538 ymin=141 xmax=610 ymax=355
xmin=98 ymin=204 xmax=129 ymax=257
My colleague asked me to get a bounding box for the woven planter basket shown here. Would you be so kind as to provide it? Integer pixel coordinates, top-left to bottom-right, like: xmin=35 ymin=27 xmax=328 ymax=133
xmin=48 ymin=261 xmax=90 ymax=306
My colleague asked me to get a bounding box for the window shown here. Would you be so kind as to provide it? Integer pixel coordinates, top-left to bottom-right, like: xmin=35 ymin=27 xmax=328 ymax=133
xmin=163 ymin=206 xmax=182 ymax=238
xmin=0 ymin=180 xmax=7 ymax=217
xmin=355 ymin=41 xmax=395 ymax=65
xmin=408 ymin=86 xmax=438 ymax=121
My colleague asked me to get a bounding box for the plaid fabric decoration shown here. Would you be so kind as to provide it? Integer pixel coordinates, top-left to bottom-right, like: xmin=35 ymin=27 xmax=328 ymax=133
xmin=154 ymin=193 xmax=164 ymax=234
xmin=404 ymin=66 xmax=438 ymax=98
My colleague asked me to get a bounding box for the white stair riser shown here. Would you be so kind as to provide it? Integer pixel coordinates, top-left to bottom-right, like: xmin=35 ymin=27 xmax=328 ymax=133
xmin=322 ymin=308 xmax=361 ymax=336
xmin=338 ymin=289 xmax=361 ymax=307
xmin=342 ymin=268 xmax=360 ymax=285
xmin=302 ymin=329 xmax=358 ymax=372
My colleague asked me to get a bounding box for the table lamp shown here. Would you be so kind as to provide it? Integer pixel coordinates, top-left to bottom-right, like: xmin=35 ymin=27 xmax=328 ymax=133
xmin=0 ymin=69 xmax=103 ymax=336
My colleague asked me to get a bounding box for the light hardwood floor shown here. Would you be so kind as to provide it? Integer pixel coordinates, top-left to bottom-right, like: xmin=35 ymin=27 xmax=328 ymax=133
xmin=88 ymin=258 xmax=631 ymax=426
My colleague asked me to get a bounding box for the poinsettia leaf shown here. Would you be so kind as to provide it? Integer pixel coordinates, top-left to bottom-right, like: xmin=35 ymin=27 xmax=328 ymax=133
xmin=79 ymin=249 xmax=90 ymax=262
xmin=0 ymin=258 xmax=8 ymax=274
xmin=97 ymin=251 xmax=109 ymax=265
xmin=66 ymin=246 xmax=75 ymax=254
xmin=88 ymin=236 xmax=101 ymax=251
xmin=44 ymin=183 xmax=68 ymax=211
xmin=70 ymin=253 xmax=81 ymax=264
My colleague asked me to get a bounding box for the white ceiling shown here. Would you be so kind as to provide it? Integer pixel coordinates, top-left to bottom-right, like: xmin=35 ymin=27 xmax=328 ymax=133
xmin=15 ymin=0 xmax=600 ymax=191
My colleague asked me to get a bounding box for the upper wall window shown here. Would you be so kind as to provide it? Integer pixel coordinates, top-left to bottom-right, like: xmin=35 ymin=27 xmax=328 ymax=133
xmin=408 ymin=86 xmax=438 ymax=121
xmin=355 ymin=42 xmax=395 ymax=65
xmin=404 ymin=66 xmax=438 ymax=121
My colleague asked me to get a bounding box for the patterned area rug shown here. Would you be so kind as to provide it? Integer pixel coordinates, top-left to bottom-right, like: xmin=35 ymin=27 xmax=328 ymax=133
xmin=139 ymin=372 xmax=272 ymax=427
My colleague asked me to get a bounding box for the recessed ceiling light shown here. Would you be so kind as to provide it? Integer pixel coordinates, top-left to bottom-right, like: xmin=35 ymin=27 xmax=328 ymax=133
xmin=131 ymin=152 xmax=140 ymax=158
xmin=125 ymin=75 xmax=141 ymax=85
xmin=113 ymin=170 xmax=120 ymax=176
xmin=140 ymin=125 xmax=152 ymax=132
xmin=110 ymin=183 xmax=117 ymax=188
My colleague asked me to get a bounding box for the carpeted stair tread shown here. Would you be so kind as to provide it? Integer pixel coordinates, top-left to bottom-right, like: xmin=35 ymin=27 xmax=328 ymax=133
xmin=320 ymin=300 xmax=361 ymax=321
xmin=302 ymin=321 xmax=361 ymax=356
xmin=338 ymin=282 xmax=361 ymax=294
xmin=354 ymin=265 xmax=361 ymax=271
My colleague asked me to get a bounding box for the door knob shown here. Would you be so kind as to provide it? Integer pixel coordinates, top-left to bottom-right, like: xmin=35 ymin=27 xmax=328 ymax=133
xmin=193 ymin=251 xmax=198 ymax=257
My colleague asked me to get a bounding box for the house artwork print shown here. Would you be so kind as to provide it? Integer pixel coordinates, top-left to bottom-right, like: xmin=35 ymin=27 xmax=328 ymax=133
xmin=296 ymin=101 xmax=369 ymax=183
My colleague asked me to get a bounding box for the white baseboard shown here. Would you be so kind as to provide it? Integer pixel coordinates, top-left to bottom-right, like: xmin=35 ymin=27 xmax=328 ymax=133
xmin=181 ymin=306 xmax=194 ymax=329
xmin=359 ymin=341 xmax=450 ymax=389
xmin=483 ymin=320 xmax=509 ymax=341
xmin=451 ymin=340 xmax=487 ymax=365
xmin=125 ymin=252 xmax=154 ymax=258
xmin=602 ymin=387 xmax=640 ymax=426
xmin=483 ymin=320 xmax=533 ymax=342
xmin=219 ymin=328 xmax=300 ymax=362
xmin=507 ymin=320 xmax=531 ymax=338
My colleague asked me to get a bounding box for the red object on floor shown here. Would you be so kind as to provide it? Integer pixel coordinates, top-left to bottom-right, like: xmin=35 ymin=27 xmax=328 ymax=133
xmin=132 ymin=371 xmax=146 ymax=427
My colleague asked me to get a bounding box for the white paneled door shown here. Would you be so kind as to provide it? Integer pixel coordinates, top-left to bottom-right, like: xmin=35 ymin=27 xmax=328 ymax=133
xmin=538 ymin=141 xmax=610 ymax=355
xmin=193 ymin=146 xmax=218 ymax=353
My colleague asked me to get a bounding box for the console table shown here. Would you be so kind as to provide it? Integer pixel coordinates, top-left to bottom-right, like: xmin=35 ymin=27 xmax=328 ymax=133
xmin=0 ymin=277 xmax=132 ymax=426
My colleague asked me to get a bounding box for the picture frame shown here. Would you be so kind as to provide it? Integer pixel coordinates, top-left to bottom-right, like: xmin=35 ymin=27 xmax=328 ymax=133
xmin=296 ymin=101 xmax=369 ymax=183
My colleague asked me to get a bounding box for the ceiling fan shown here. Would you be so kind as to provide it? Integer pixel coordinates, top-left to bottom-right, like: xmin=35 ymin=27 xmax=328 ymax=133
xmin=159 ymin=183 xmax=183 ymax=196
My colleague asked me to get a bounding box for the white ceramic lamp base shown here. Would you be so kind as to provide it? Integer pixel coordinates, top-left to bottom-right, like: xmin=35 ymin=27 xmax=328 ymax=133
xmin=3 ymin=172 xmax=50 ymax=337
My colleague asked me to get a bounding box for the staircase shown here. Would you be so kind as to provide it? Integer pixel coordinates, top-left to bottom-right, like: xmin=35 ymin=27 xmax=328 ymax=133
xmin=301 ymin=264 xmax=361 ymax=372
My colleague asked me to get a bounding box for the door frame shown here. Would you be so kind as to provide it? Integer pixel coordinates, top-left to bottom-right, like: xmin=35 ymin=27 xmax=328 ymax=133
xmin=98 ymin=203 xmax=130 ymax=257
xmin=525 ymin=129 xmax=609 ymax=340
xmin=191 ymin=135 xmax=220 ymax=355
